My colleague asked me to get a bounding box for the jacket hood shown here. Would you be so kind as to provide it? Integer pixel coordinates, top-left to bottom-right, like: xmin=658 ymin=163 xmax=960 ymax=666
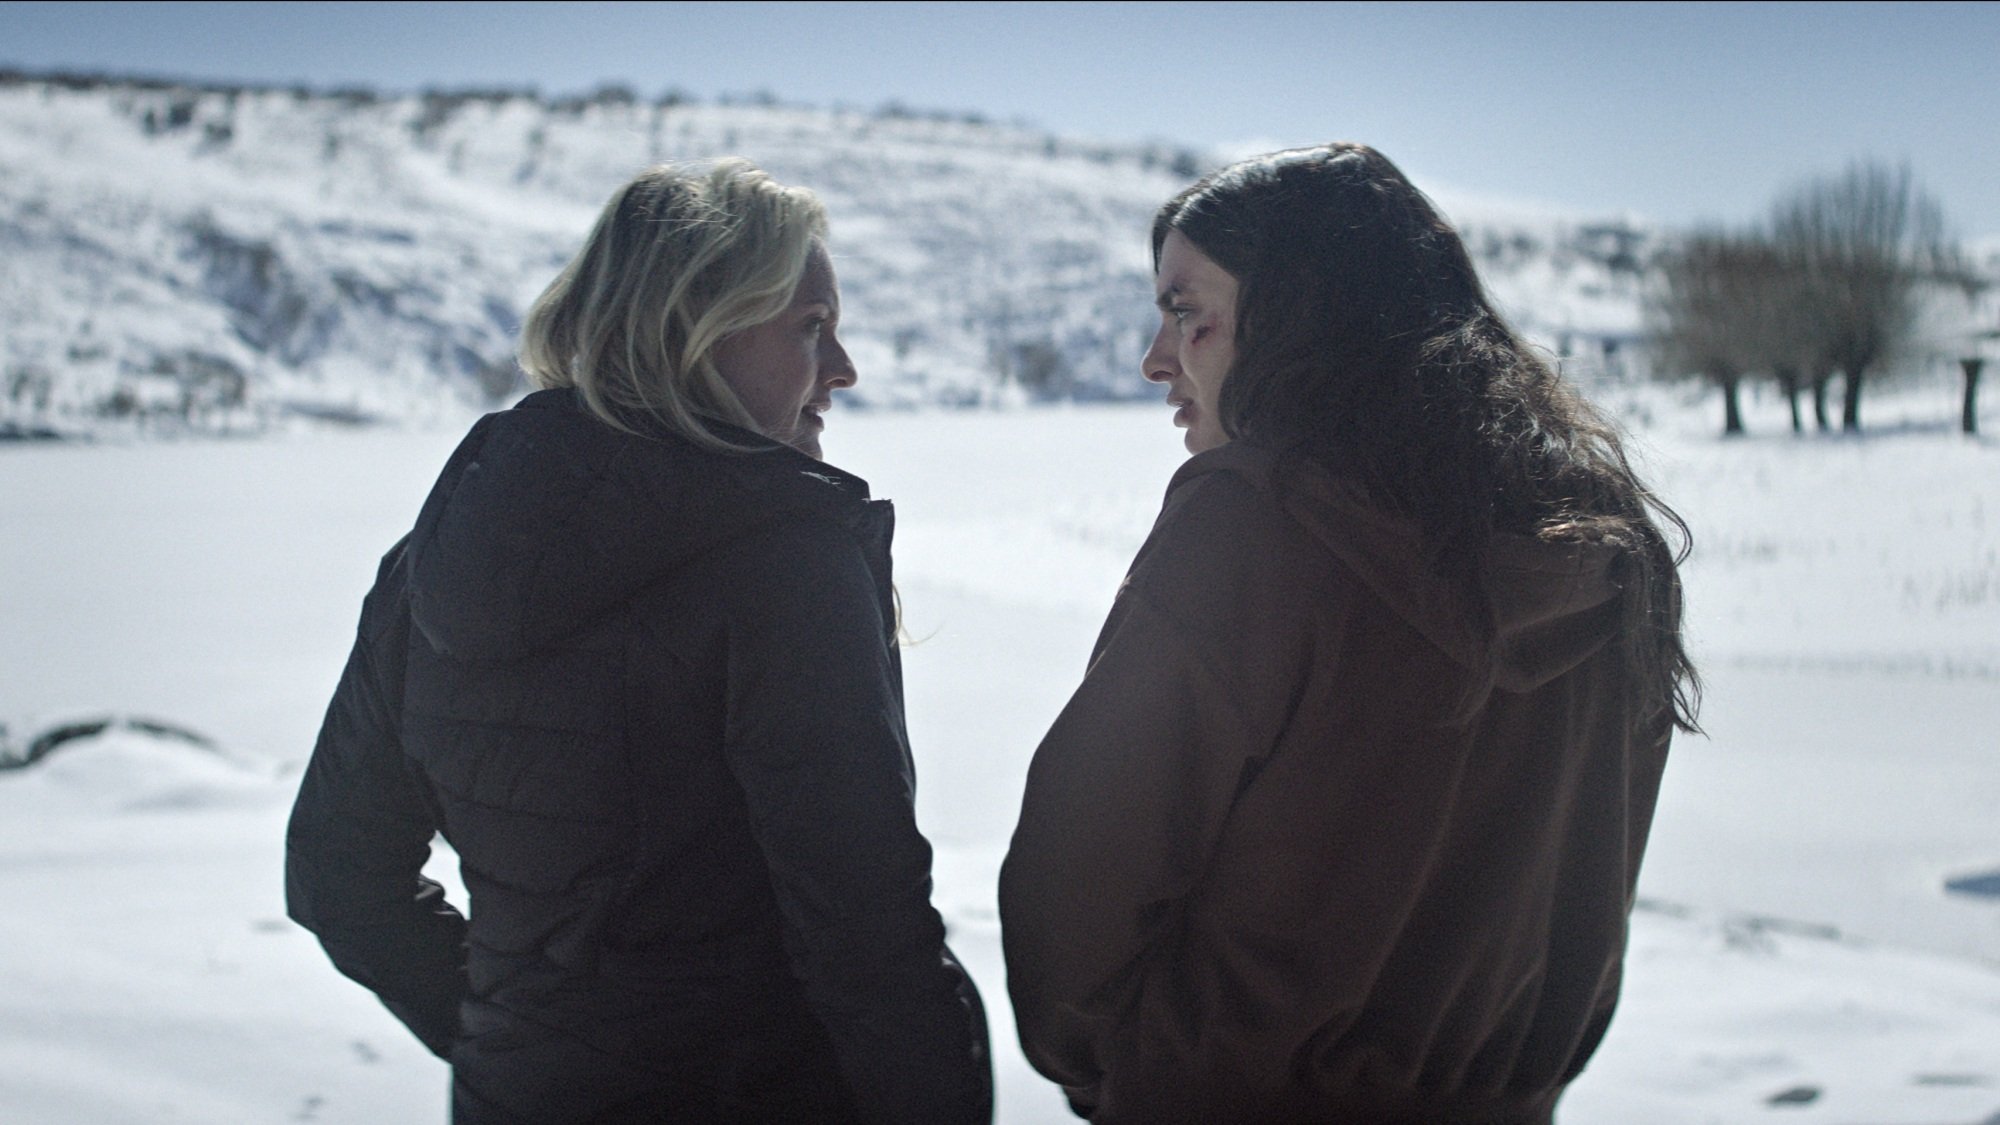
xmin=1173 ymin=443 xmax=1624 ymax=695
xmin=402 ymin=389 xmax=877 ymax=661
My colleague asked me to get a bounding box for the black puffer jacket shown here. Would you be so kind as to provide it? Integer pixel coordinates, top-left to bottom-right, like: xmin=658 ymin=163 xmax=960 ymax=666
xmin=287 ymin=389 xmax=991 ymax=1123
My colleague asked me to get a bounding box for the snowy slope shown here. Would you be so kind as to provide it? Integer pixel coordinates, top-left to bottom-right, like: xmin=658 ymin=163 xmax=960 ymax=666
xmin=1 ymin=73 xmax=1663 ymax=436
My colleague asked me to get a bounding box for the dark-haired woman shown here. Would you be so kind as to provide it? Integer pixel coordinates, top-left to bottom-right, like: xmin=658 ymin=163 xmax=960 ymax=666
xmin=287 ymin=160 xmax=991 ymax=1123
xmin=1000 ymin=143 xmax=1697 ymax=1124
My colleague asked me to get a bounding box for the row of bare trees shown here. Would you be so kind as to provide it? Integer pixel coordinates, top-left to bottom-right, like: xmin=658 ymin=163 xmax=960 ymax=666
xmin=1648 ymin=161 xmax=1988 ymax=435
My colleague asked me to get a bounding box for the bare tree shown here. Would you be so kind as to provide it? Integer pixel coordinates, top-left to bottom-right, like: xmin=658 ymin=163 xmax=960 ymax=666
xmin=1746 ymin=235 xmax=1850 ymax=434
xmin=1729 ymin=235 xmax=1834 ymax=435
xmin=1648 ymin=228 xmax=1773 ymax=436
xmin=1934 ymin=270 xmax=1996 ymax=436
xmin=1963 ymin=355 xmax=1988 ymax=435
xmin=1770 ymin=161 xmax=1951 ymax=432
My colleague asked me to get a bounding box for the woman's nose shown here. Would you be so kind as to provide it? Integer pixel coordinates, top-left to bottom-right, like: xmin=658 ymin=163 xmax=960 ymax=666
xmin=1141 ymin=320 xmax=1177 ymax=384
xmin=823 ymin=334 xmax=857 ymax=389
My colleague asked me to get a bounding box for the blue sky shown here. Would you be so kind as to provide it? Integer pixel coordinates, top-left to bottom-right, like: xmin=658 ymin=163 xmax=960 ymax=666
xmin=5 ymin=1 xmax=1997 ymax=234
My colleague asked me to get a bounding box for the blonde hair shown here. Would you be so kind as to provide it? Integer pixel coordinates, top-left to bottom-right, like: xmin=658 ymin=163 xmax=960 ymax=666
xmin=519 ymin=159 xmax=828 ymax=449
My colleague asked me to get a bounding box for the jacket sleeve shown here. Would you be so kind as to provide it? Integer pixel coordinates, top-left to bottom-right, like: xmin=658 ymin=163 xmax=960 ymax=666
xmin=999 ymin=469 xmax=1314 ymax=1095
xmin=716 ymin=520 xmax=992 ymax=1125
xmin=286 ymin=542 xmax=468 ymax=1058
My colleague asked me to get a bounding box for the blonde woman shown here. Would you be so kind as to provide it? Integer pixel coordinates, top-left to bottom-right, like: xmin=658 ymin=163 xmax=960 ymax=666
xmin=288 ymin=160 xmax=991 ymax=1124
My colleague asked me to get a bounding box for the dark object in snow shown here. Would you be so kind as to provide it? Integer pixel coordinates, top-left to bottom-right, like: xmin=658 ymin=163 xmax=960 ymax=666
xmin=279 ymin=400 xmax=379 ymax=427
xmin=1739 ymin=914 xmax=1843 ymax=942
xmin=1912 ymin=1072 xmax=1992 ymax=1087
xmin=0 ymin=421 xmax=70 ymax=442
xmin=0 ymin=714 xmax=218 ymax=770
xmin=1945 ymin=869 xmax=2000 ymax=899
xmin=1632 ymin=896 xmax=1695 ymax=919
xmin=1765 ymin=1085 xmax=1821 ymax=1106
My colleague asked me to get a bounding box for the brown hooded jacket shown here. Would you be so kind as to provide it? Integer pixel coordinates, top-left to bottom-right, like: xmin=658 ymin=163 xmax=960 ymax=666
xmin=1001 ymin=441 xmax=1672 ymax=1124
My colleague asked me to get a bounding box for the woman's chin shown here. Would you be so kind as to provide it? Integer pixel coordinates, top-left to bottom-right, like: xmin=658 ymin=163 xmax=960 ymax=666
xmin=765 ymin=417 xmax=824 ymax=460
xmin=1183 ymin=424 xmax=1229 ymax=455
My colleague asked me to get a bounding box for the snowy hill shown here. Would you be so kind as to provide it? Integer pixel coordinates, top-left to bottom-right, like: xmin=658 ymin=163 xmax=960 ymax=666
xmin=1 ymin=72 xmax=1662 ymax=437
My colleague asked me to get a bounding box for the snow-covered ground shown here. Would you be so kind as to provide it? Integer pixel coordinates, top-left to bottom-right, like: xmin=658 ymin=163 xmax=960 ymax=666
xmin=2 ymin=382 xmax=1998 ymax=1123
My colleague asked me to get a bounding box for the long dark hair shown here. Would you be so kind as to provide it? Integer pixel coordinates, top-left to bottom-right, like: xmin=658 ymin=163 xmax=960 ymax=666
xmin=1155 ymin=143 xmax=1699 ymax=733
